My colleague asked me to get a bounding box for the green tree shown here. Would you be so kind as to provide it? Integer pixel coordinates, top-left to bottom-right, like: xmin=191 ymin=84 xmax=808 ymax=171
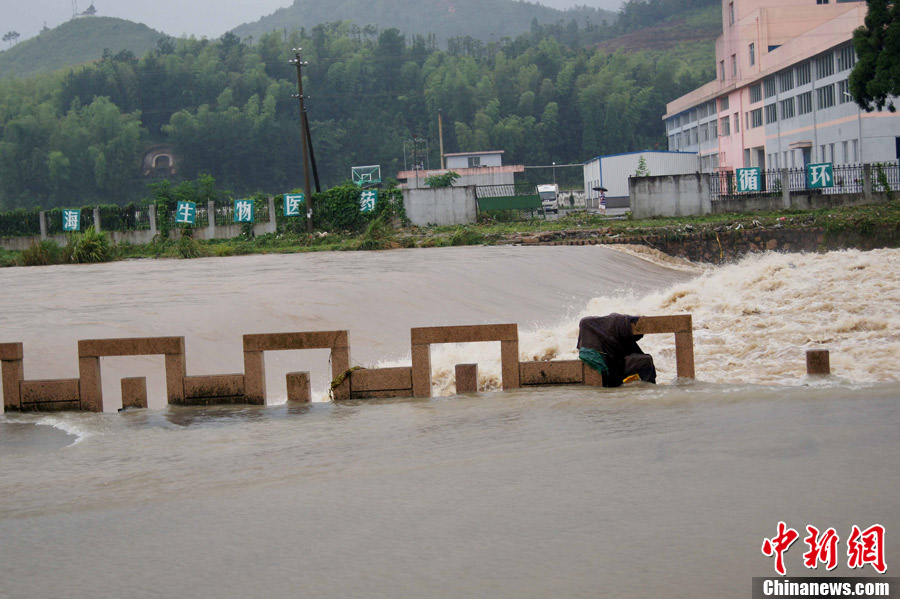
xmin=850 ymin=0 xmax=900 ymax=112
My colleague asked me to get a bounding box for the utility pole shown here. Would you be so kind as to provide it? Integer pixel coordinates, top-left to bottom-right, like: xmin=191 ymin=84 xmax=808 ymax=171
xmin=438 ymin=109 xmax=445 ymax=169
xmin=290 ymin=48 xmax=314 ymax=233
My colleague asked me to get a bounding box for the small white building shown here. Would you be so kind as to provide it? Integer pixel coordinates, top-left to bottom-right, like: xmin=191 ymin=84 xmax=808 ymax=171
xmin=398 ymin=150 xmax=523 ymax=189
xmin=583 ymin=150 xmax=700 ymax=209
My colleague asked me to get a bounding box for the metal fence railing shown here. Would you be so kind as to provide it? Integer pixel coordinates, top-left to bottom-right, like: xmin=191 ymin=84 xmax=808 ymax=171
xmin=710 ymin=162 xmax=896 ymax=200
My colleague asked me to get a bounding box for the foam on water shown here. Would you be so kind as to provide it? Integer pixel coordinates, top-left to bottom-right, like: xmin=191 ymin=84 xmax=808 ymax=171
xmin=33 ymin=415 xmax=93 ymax=446
xmin=422 ymin=248 xmax=900 ymax=394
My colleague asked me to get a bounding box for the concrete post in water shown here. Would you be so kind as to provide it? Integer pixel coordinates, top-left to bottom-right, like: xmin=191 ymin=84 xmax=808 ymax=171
xmin=806 ymin=349 xmax=830 ymax=375
xmin=149 ymin=204 xmax=158 ymax=237
xmin=455 ymin=364 xmax=478 ymax=394
xmin=93 ymin=207 xmax=101 ymax=232
xmin=207 ymin=200 xmax=216 ymax=238
xmin=39 ymin=211 xmax=47 ymax=241
xmin=863 ymin=164 xmax=872 ymax=201
xmin=121 ymin=377 xmax=148 ymax=409
xmin=286 ymin=372 xmax=311 ymax=403
xmin=781 ymin=168 xmax=791 ymax=209
xmin=1 ymin=343 xmax=25 ymax=412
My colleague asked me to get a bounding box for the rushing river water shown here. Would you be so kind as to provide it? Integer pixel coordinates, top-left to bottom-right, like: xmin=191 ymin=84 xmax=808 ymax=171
xmin=1 ymin=245 xmax=898 ymax=598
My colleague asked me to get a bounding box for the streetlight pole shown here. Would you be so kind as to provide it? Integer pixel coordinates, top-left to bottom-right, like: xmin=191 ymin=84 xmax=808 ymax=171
xmin=291 ymin=48 xmax=314 ymax=233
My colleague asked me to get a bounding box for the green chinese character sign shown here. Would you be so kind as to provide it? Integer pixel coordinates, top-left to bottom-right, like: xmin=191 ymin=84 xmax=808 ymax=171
xmin=360 ymin=190 xmax=377 ymax=213
xmin=283 ymin=193 xmax=304 ymax=217
xmin=62 ymin=209 xmax=81 ymax=231
xmin=175 ymin=201 xmax=196 ymax=225
xmin=807 ymin=163 xmax=834 ymax=189
xmin=234 ymin=199 xmax=254 ymax=223
xmin=736 ymin=167 xmax=761 ymax=192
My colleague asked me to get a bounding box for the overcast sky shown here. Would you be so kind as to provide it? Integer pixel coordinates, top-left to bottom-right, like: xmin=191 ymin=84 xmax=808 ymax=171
xmin=4 ymin=0 xmax=624 ymax=44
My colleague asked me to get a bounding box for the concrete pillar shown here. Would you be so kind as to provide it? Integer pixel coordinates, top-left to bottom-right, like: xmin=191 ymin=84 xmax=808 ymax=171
xmin=674 ymin=330 xmax=696 ymax=379
xmin=39 ymin=211 xmax=48 ymax=241
xmin=455 ymin=364 xmax=478 ymax=394
xmin=93 ymin=207 xmax=101 ymax=232
xmin=806 ymin=350 xmax=830 ymax=376
xmin=411 ymin=343 xmax=432 ymax=398
xmin=121 ymin=377 xmax=148 ymax=409
xmin=863 ymin=164 xmax=872 ymax=201
xmin=330 ymin=346 xmax=351 ymax=401
xmin=207 ymin=200 xmax=216 ymax=238
xmin=1 ymin=343 xmax=25 ymax=412
xmin=164 ymin=353 xmax=186 ymax=405
xmin=79 ymin=356 xmax=103 ymax=412
xmin=149 ymin=204 xmax=158 ymax=237
xmin=243 ymin=351 xmax=266 ymax=404
xmin=500 ymin=340 xmax=520 ymax=389
xmin=286 ymin=372 xmax=311 ymax=403
xmin=781 ymin=168 xmax=791 ymax=209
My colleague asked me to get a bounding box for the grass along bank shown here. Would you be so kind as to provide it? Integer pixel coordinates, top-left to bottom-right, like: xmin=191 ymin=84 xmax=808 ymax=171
xmin=4 ymin=200 xmax=900 ymax=267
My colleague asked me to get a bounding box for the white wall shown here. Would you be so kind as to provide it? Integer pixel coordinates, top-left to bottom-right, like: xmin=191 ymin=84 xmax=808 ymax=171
xmin=630 ymin=173 xmax=712 ymax=218
xmin=402 ymin=186 xmax=477 ymax=226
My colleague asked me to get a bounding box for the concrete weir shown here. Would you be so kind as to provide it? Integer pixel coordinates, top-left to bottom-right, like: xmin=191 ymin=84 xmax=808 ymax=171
xmin=1 ymin=315 xmax=696 ymax=412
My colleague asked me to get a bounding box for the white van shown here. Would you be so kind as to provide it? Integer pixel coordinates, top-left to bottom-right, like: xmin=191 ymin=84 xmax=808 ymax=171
xmin=537 ymin=184 xmax=559 ymax=214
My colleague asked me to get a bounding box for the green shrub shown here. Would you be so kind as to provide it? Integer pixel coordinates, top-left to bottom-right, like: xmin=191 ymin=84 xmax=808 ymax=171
xmin=18 ymin=240 xmax=63 ymax=266
xmin=449 ymin=227 xmax=484 ymax=246
xmin=67 ymin=226 xmax=114 ymax=263
xmin=174 ymin=229 xmax=205 ymax=259
xmin=355 ymin=214 xmax=400 ymax=250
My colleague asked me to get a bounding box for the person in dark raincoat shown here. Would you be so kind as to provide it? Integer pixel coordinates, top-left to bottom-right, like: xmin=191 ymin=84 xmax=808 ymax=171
xmin=577 ymin=314 xmax=656 ymax=387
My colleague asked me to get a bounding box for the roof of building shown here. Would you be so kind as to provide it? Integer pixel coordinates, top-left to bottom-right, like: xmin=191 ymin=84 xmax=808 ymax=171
xmin=443 ymin=150 xmax=505 ymax=157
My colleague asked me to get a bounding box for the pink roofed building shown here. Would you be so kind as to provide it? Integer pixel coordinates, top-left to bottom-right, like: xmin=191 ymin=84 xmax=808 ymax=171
xmin=664 ymin=0 xmax=900 ymax=172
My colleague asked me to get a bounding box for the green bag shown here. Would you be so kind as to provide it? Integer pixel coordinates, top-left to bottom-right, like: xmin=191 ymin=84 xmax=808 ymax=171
xmin=579 ymin=348 xmax=609 ymax=375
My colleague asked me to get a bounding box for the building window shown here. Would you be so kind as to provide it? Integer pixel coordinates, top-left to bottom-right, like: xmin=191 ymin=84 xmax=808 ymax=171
xmin=781 ymin=97 xmax=795 ymax=119
xmin=710 ymin=119 xmax=718 ymax=138
xmin=720 ymin=116 xmax=731 ymax=136
xmin=729 ymin=2 xmax=735 ymax=24
xmin=817 ymin=84 xmax=835 ymax=109
xmin=798 ymin=91 xmax=813 ymax=114
xmin=749 ymin=43 xmax=756 ymax=66
xmin=731 ymin=54 xmax=737 ymax=77
xmin=468 ymin=156 xmax=481 ymax=168
xmin=820 ymin=145 xmax=827 ymax=162
xmin=838 ymin=46 xmax=856 ymax=71
xmin=838 ymin=79 xmax=851 ymax=103
xmin=750 ymin=83 xmax=762 ymax=103
xmin=842 ymin=141 xmax=849 ymax=163
xmin=691 ymin=127 xmax=698 ymax=145
xmin=817 ymin=0 xmax=829 ymax=4
xmin=733 ymin=112 xmax=740 ymax=133
xmin=797 ymin=62 xmax=812 ymax=86
xmin=765 ymin=104 xmax=778 ymax=124
xmin=764 ymin=77 xmax=776 ymax=98
xmin=719 ymin=95 xmax=729 ymax=111
xmin=852 ymin=139 xmax=858 ymax=162
xmin=779 ymin=70 xmax=794 ymax=93
xmin=720 ymin=60 xmax=726 ymax=81
xmin=816 ymin=53 xmax=834 ymax=79
xmin=750 ymin=108 xmax=763 ymax=128
xmin=669 ymin=135 xmax=676 ymax=150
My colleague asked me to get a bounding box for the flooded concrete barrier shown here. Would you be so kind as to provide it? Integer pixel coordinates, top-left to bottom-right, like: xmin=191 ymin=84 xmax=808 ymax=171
xmin=806 ymin=349 xmax=831 ymax=375
xmin=183 ymin=374 xmax=246 ymax=405
xmin=411 ymin=324 xmax=519 ymax=398
xmin=242 ymin=331 xmax=351 ymax=403
xmin=20 ymin=379 xmax=81 ymax=412
xmin=632 ymin=315 xmax=695 ymax=379
xmin=78 ymin=336 xmax=187 ymax=412
xmin=0 ymin=314 xmax=697 ymax=412
xmin=348 ymin=367 xmax=413 ymax=399
xmin=455 ymin=364 xmax=479 ymax=393
xmin=520 ymin=360 xmax=584 ymax=386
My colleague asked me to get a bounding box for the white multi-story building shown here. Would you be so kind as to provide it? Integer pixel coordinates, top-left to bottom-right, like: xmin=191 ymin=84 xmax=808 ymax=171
xmin=664 ymin=0 xmax=900 ymax=171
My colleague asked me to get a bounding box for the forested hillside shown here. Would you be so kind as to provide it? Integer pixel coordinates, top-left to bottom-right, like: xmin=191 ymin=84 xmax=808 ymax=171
xmin=0 ymin=17 xmax=162 ymax=78
xmin=0 ymin=1 xmax=720 ymax=210
xmin=232 ymin=0 xmax=616 ymax=45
